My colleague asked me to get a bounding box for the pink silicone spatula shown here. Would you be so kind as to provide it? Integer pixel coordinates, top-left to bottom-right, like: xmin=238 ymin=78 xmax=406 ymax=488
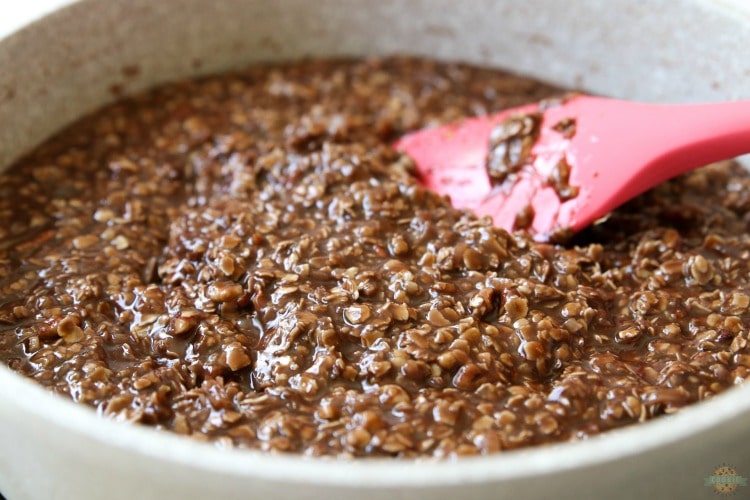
xmin=395 ymin=95 xmax=750 ymax=240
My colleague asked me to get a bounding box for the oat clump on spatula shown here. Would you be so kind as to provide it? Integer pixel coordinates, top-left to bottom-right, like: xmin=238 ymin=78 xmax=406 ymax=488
xmin=2 ymin=57 xmax=750 ymax=457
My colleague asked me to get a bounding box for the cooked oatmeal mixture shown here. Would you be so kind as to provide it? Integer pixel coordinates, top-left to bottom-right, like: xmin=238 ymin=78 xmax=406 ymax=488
xmin=2 ymin=57 xmax=750 ymax=458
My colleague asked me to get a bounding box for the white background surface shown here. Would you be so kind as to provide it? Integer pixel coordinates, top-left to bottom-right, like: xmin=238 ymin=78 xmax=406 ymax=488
xmin=0 ymin=1 xmax=72 ymax=39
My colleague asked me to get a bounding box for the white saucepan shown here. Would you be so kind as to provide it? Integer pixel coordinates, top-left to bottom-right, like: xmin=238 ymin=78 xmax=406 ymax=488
xmin=1 ymin=1 xmax=749 ymax=499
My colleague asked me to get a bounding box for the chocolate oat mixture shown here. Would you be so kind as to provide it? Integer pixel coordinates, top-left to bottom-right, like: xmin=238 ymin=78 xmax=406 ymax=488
xmin=2 ymin=57 xmax=750 ymax=457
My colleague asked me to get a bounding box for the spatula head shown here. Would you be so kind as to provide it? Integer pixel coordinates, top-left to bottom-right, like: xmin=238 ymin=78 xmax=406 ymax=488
xmin=394 ymin=98 xmax=584 ymax=241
